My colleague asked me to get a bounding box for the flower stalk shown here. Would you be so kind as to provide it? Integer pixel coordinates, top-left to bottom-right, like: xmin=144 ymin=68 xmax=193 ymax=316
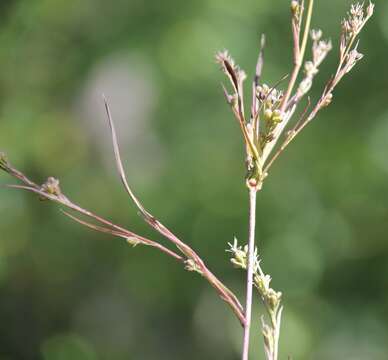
xmin=241 ymin=188 xmax=258 ymax=360
xmin=218 ymin=1 xmax=373 ymax=359
xmin=0 ymin=1 xmax=375 ymax=359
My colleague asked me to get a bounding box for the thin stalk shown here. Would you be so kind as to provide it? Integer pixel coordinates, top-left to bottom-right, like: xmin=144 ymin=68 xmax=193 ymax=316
xmin=280 ymin=0 xmax=314 ymax=113
xmin=241 ymin=188 xmax=257 ymax=360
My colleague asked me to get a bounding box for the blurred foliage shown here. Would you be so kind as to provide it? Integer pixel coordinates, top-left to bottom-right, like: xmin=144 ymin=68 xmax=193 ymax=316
xmin=0 ymin=0 xmax=387 ymax=359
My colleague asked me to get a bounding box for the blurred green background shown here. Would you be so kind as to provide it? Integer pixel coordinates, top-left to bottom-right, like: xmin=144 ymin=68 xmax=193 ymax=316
xmin=0 ymin=0 xmax=387 ymax=359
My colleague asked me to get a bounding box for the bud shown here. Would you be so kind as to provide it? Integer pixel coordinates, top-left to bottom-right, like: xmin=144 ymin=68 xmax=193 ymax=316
xmin=272 ymin=110 xmax=283 ymax=123
xmin=267 ymin=289 xmax=282 ymax=310
xmin=231 ymin=245 xmax=248 ymax=269
xmin=126 ymin=237 xmax=141 ymax=247
xmin=264 ymin=109 xmax=273 ymax=122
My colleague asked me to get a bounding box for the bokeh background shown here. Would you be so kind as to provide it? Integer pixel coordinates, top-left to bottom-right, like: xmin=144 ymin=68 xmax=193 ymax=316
xmin=0 ymin=0 xmax=387 ymax=359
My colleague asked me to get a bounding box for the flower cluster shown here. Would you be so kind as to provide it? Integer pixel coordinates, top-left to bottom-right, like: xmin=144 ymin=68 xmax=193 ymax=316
xmin=254 ymin=271 xmax=282 ymax=312
xmin=217 ymin=1 xmax=374 ymax=194
xmin=256 ymin=84 xmax=285 ymax=146
xmin=227 ymin=238 xmax=282 ymax=359
xmin=227 ymin=238 xmax=281 ymax=311
xmin=216 ymin=50 xmax=247 ymax=102
xmin=296 ymin=29 xmax=332 ymax=98
xmin=227 ymin=238 xmax=250 ymax=270
xmin=342 ymin=2 xmax=374 ymax=41
xmin=339 ymin=2 xmax=374 ymax=73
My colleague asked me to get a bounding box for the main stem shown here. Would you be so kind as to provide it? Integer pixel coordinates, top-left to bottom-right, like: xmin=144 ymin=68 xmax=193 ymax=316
xmin=241 ymin=188 xmax=257 ymax=360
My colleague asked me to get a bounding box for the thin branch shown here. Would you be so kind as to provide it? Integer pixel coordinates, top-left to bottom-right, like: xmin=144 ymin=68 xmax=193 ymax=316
xmin=252 ymin=34 xmax=266 ymax=136
xmin=61 ymin=210 xmax=184 ymax=261
xmin=255 ymin=35 xmax=266 ymax=88
xmin=263 ymin=83 xmax=330 ymax=175
xmin=273 ymin=306 xmax=283 ymax=360
xmin=259 ymin=0 xmax=314 ymax=166
xmin=280 ymin=0 xmax=314 ymax=113
xmin=103 ymin=97 xmax=246 ymax=325
xmin=6 ymin=183 xmax=183 ymax=261
xmin=291 ymin=95 xmax=312 ymax=132
xmin=103 ymin=96 xmax=150 ymax=219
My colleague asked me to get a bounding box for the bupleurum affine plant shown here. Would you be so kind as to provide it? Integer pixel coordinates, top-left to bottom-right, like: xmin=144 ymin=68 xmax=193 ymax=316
xmin=0 ymin=1 xmax=374 ymax=359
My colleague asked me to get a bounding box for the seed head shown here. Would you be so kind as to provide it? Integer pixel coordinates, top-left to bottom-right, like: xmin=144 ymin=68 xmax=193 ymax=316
xmin=322 ymin=93 xmax=333 ymax=108
xmin=41 ymin=177 xmax=62 ymax=196
xmin=184 ymin=259 xmax=202 ymax=274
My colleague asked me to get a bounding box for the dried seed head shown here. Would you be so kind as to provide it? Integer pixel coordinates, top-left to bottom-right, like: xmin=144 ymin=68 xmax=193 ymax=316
xmin=349 ymin=3 xmax=365 ymax=33
xmin=322 ymin=93 xmax=333 ymax=107
xmin=350 ymin=2 xmax=364 ymax=17
xmin=216 ymin=50 xmax=246 ymax=92
xmin=313 ymin=40 xmax=332 ymax=65
xmin=345 ymin=47 xmax=364 ymax=73
xmin=342 ymin=2 xmax=375 ymax=40
xmin=215 ymin=50 xmax=235 ymax=69
xmin=41 ymin=177 xmax=61 ymax=196
xmin=309 ymin=28 xmax=332 ymax=69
